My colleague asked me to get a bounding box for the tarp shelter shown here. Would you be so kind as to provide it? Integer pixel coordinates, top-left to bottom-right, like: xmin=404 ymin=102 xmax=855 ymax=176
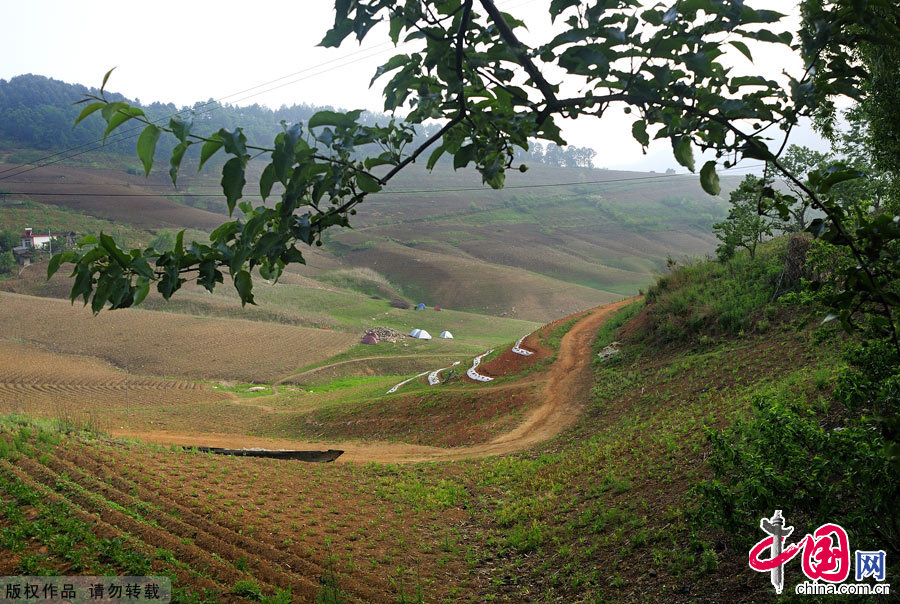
xmin=409 ymin=329 xmax=432 ymax=340
xmin=439 ymin=331 xmax=453 ymax=339
xmin=415 ymin=302 xmax=427 ymax=310
xmin=361 ymin=333 xmax=379 ymax=345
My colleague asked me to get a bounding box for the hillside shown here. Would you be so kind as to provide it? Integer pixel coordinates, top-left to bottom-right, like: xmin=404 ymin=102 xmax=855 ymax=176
xmin=1 ymin=238 xmax=875 ymax=603
xmin=1 ymin=150 xmax=740 ymax=321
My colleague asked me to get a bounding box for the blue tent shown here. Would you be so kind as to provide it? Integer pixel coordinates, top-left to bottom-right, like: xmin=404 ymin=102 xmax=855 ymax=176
xmin=415 ymin=302 xmax=427 ymax=310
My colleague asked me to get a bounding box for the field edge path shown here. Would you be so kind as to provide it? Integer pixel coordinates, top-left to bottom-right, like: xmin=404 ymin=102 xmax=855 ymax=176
xmin=111 ymin=298 xmax=635 ymax=463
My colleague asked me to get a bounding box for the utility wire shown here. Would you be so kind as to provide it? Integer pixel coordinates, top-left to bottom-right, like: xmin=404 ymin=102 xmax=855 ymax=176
xmin=0 ymin=163 xmax=764 ymax=198
xmin=0 ymin=40 xmax=411 ymax=182
xmin=0 ymin=0 xmax=528 ymax=181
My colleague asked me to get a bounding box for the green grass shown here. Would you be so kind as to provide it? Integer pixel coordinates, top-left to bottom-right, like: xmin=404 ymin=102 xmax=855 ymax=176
xmin=0 ymin=199 xmax=151 ymax=248
xmin=213 ymin=383 xmax=274 ymax=397
xmin=201 ymin=276 xmax=539 ymax=344
xmin=644 ymin=237 xmax=788 ymax=342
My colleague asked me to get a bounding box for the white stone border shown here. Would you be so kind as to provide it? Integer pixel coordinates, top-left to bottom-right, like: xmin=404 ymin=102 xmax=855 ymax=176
xmin=512 ymin=333 xmax=534 ymax=356
xmin=466 ymin=349 xmax=495 ymax=382
xmin=386 ymin=370 xmax=430 ymax=394
xmin=428 ymin=361 xmax=461 ymax=385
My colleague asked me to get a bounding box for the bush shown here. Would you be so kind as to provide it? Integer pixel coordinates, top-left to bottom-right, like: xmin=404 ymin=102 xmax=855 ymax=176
xmin=231 ymin=580 xmax=263 ymax=601
xmin=0 ymin=251 xmax=14 ymax=275
xmin=390 ymin=297 xmax=411 ymax=309
xmin=642 ymin=238 xmax=787 ymax=343
xmin=692 ymin=340 xmax=900 ymax=562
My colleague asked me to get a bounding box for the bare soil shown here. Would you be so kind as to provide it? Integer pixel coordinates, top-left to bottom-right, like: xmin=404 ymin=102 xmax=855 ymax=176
xmin=113 ymin=298 xmax=636 ymax=462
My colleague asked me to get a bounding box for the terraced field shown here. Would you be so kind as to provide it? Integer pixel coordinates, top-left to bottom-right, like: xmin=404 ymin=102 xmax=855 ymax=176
xmin=0 ymin=434 xmax=474 ymax=603
xmin=0 ymin=340 xmax=232 ymax=428
xmin=0 ymin=292 xmax=358 ymax=382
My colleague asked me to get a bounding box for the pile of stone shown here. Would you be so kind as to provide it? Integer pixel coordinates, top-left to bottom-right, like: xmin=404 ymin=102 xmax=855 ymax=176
xmin=597 ymin=341 xmax=620 ymax=362
xmin=365 ymin=326 xmax=405 ymax=343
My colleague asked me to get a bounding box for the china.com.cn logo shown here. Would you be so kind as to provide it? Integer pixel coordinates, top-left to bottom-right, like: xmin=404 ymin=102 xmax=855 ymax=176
xmin=748 ymin=510 xmax=890 ymax=596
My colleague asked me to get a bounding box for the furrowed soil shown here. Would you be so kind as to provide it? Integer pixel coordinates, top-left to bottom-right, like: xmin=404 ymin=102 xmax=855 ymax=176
xmin=0 ymin=291 xmax=357 ymax=382
xmin=0 ymin=437 xmax=476 ymax=603
xmin=0 ymin=297 xmax=820 ymax=603
xmin=0 ymin=340 xmax=232 ymax=424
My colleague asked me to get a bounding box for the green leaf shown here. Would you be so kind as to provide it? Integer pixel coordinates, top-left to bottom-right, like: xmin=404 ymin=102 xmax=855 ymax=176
xmin=198 ymin=134 xmax=224 ymax=171
xmin=173 ymin=230 xmax=185 ymax=257
xmin=632 ymin=120 xmax=649 ymax=147
xmin=102 ymin=105 xmax=144 ymax=142
xmin=730 ymin=40 xmax=753 ymax=62
xmin=99 ymin=233 xmax=130 ymax=268
xmin=100 ymin=67 xmax=116 ymax=94
xmin=673 ymin=137 xmax=695 ymax=172
xmin=453 ymin=145 xmax=476 ymax=170
xmin=73 ymin=102 xmax=105 ymax=128
xmin=136 ymin=125 xmax=160 ymax=176
xmin=426 ymin=144 xmax=446 ymax=170
xmin=133 ymin=278 xmax=151 ymax=306
xmin=47 ymin=251 xmax=77 ymax=279
xmin=259 ymin=163 xmax=277 ymax=201
xmin=308 ymin=110 xmax=360 ymax=129
xmin=221 ymin=157 xmax=246 ymax=216
xmin=700 ymin=161 xmax=720 ymax=195
xmin=169 ymin=141 xmax=190 ymax=185
xmin=218 ymin=128 xmax=248 ymax=159
xmin=356 ymin=172 xmax=382 ymax=193
xmin=389 ymin=15 xmax=403 ymax=44
xmin=170 ymin=118 xmax=192 ymax=143
xmin=234 ymin=270 xmax=255 ymax=306
xmin=70 ymin=265 xmax=93 ymax=304
xmin=370 ymin=54 xmax=408 ymax=87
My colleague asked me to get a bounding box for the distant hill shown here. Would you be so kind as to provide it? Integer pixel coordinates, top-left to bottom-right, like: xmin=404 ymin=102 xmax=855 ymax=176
xmin=0 ymin=74 xmax=745 ymax=321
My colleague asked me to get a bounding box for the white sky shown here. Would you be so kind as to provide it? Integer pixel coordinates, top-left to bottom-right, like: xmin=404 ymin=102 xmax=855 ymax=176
xmin=1 ymin=0 xmax=832 ymax=172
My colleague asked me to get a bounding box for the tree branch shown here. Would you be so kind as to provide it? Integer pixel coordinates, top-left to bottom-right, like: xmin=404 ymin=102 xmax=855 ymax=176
xmin=478 ymin=0 xmax=558 ymax=105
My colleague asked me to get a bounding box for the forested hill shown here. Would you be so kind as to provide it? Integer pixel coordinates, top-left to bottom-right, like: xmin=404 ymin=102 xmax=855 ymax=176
xmin=0 ymin=74 xmax=597 ymax=168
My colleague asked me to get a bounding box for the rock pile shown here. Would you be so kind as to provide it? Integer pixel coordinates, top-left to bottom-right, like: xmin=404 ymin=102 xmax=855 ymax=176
xmin=365 ymin=326 xmax=405 ymax=343
xmin=597 ymin=341 xmax=620 ymax=362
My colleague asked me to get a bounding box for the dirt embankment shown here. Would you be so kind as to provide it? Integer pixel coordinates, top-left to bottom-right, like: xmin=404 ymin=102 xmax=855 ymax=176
xmin=113 ymin=298 xmax=637 ymax=462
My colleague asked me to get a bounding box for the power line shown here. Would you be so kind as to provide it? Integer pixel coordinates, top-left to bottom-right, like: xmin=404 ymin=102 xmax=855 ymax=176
xmin=0 ymin=41 xmax=411 ymax=183
xmin=0 ymin=0 xmax=527 ymax=182
xmin=0 ymin=163 xmax=764 ymax=198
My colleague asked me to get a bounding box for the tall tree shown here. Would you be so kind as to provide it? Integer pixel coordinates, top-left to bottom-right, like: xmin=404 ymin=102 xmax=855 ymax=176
xmin=770 ymin=145 xmax=831 ymax=232
xmin=713 ymin=175 xmax=778 ymax=260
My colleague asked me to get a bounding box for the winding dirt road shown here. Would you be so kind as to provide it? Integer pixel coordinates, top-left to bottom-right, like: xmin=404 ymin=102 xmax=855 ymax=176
xmin=111 ymin=298 xmax=634 ymax=463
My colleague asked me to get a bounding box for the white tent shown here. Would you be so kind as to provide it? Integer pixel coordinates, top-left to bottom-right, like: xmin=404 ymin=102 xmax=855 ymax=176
xmin=439 ymin=331 xmax=454 ymax=339
xmin=416 ymin=330 xmax=432 ymax=340
xmin=409 ymin=328 xmax=422 ymax=338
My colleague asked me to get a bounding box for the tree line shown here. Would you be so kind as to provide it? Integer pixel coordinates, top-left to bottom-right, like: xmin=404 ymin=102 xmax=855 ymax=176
xmin=0 ymin=74 xmax=596 ymax=170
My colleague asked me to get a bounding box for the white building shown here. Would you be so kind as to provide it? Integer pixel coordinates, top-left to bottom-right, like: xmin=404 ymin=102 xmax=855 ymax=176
xmin=20 ymin=227 xmax=73 ymax=250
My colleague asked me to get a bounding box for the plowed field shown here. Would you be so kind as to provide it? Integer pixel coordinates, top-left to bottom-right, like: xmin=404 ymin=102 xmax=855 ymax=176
xmin=0 ymin=340 xmax=231 ymax=423
xmin=0 ymin=437 xmax=474 ymax=603
xmin=0 ymin=292 xmax=357 ymax=382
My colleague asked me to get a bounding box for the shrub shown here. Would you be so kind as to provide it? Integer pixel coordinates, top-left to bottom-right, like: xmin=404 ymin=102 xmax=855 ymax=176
xmin=390 ymin=297 xmax=411 ymax=310
xmin=692 ymin=341 xmax=900 ymax=561
xmin=231 ymin=580 xmax=263 ymax=601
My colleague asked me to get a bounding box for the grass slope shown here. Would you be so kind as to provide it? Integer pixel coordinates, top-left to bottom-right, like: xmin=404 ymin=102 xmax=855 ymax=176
xmin=3 ymin=148 xmax=736 ymax=321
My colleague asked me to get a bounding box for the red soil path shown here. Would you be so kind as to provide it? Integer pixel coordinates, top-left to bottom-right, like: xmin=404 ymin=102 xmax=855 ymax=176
xmin=112 ymin=298 xmax=637 ymax=462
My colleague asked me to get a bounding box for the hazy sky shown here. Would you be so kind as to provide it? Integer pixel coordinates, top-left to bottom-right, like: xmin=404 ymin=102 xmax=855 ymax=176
xmin=1 ymin=0 xmax=831 ymax=172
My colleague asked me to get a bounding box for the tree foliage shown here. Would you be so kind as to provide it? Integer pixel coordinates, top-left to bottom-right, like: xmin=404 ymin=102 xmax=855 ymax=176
xmin=0 ymin=251 xmax=14 ymax=275
xmin=0 ymin=228 xmax=19 ymax=252
xmin=49 ymin=0 xmax=899 ymax=352
xmin=713 ymin=175 xmax=777 ymax=261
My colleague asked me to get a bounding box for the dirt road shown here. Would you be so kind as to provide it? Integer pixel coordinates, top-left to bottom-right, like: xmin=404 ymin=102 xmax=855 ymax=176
xmin=111 ymin=298 xmax=634 ymax=463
